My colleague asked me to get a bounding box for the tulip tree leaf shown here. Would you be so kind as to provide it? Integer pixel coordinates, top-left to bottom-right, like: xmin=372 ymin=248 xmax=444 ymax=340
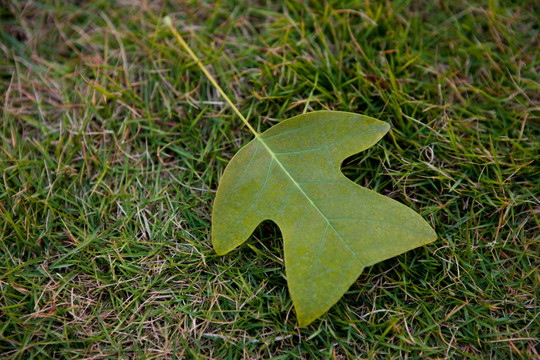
xmin=212 ymin=111 xmax=436 ymax=326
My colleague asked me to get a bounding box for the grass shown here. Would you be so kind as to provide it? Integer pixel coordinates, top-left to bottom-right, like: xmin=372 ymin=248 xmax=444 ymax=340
xmin=0 ymin=0 xmax=538 ymax=358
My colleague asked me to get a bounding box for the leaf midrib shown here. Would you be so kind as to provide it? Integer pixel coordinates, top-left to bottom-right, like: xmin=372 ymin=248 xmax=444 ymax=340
xmin=254 ymin=135 xmax=366 ymax=267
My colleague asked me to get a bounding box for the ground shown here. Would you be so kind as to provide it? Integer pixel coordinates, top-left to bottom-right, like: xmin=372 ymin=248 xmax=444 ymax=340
xmin=0 ymin=1 xmax=538 ymax=358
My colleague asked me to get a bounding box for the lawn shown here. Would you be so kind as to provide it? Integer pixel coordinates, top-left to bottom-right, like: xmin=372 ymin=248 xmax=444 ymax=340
xmin=1 ymin=1 xmax=538 ymax=358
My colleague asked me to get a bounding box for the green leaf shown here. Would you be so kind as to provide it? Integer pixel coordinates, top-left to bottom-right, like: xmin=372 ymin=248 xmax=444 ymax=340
xmin=212 ymin=111 xmax=436 ymax=326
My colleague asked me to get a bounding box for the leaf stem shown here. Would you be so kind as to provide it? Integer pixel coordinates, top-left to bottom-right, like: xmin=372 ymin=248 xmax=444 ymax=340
xmin=164 ymin=16 xmax=260 ymax=137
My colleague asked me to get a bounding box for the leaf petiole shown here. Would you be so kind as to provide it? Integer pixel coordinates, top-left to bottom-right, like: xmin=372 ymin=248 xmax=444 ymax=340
xmin=164 ymin=16 xmax=260 ymax=138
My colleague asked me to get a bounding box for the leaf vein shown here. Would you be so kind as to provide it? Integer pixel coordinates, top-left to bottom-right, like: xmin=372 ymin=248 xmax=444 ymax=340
xmin=329 ymin=217 xmax=433 ymax=235
xmin=257 ymin=136 xmax=366 ymax=266
xmin=225 ymin=156 xmax=274 ymax=233
xmin=219 ymin=141 xmax=262 ymax=204
xmin=262 ymin=120 xmax=319 ymax=140
xmin=312 ymin=223 xmax=330 ymax=273
xmin=275 ymin=184 xmax=296 ymax=219
xmin=273 ymin=132 xmax=357 ymax=155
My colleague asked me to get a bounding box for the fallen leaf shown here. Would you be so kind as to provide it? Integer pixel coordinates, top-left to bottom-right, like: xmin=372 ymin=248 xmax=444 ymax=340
xmin=212 ymin=111 xmax=436 ymax=326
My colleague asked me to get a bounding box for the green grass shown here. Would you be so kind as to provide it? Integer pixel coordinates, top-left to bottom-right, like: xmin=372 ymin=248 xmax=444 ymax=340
xmin=1 ymin=0 xmax=538 ymax=358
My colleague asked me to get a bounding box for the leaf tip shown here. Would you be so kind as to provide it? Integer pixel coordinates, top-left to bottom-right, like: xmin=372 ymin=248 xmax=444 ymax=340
xmin=418 ymin=216 xmax=437 ymax=246
xmin=426 ymin=228 xmax=438 ymax=245
xmin=373 ymin=119 xmax=391 ymax=136
xmin=358 ymin=114 xmax=391 ymax=144
xmin=292 ymin=296 xmax=327 ymax=327
xmin=296 ymin=311 xmax=315 ymax=328
xmin=211 ymin=238 xmax=230 ymax=256
xmin=213 ymin=248 xmax=227 ymax=256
